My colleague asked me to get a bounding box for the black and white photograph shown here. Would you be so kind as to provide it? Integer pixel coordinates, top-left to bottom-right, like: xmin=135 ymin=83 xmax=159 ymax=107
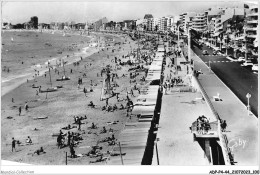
xmin=1 ymin=0 xmax=259 ymax=174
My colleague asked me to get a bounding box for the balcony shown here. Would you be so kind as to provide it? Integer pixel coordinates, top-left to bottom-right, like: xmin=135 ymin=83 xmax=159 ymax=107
xmin=193 ymin=18 xmax=206 ymax=22
xmin=193 ymin=21 xmax=206 ymax=25
xmin=247 ymin=12 xmax=258 ymax=17
xmin=245 ymin=27 xmax=257 ymax=31
xmin=247 ymin=34 xmax=257 ymax=38
xmin=247 ymin=20 xmax=258 ymax=24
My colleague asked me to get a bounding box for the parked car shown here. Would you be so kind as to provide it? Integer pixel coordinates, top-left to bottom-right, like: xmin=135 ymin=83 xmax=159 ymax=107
xmin=237 ymin=57 xmax=246 ymax=62
xmin=213 ymin=50 xmax=217 ymax=55
xmin=241 ymin=60 xmax=253 ymax=67
xmin=202 ymin=50 xmax=208 ymax=55
xmin=252 ymin=64 xmax=258 ymax=72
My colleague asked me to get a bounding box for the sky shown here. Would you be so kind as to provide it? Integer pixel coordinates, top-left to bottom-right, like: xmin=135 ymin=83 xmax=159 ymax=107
xmin=1 ymin=0 xmax=258 ymax=24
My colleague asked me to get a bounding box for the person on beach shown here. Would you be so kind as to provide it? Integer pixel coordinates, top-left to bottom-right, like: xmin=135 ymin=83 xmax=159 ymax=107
xmin=18 ymin=106 xmax=22 ymax=116
xmin=12 ymin=137 xmax=16 ymax=152
xmin=36 ymin=90 xmax=39 ymax=97
xmin=57 ymin=133 xmax=63 ymax=149
xmin=25 ymin=102 xmax=29 ymax=112
xmin=26 ymin=136 xmax=32 ymax=144
xmin=130 ymin=89 xmax=135 ymax=97
xmin=34 ymin=147 xmax=46 ymax=155
xmin=106 ymin=98 xmax=109 ymax=107
xmin=78 ymin=119 xmax=82 ymax=131
xmin=83 ymin=87 xmax=87 ymax=96
xmin=67 ymin=131 xmax=71 ymax=146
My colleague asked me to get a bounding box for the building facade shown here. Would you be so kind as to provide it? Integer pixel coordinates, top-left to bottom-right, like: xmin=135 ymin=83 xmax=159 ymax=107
xmin=245 ymin=5 xmax=258 ymax=56
xmin=192 ymin=13 xmax=207 ymax=31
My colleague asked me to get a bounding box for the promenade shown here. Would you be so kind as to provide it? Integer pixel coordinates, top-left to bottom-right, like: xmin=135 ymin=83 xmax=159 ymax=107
xmin=152 ymin=52 xmax=215 ymax=165
xmin=191 ymin=51 xmax=258 ymax=165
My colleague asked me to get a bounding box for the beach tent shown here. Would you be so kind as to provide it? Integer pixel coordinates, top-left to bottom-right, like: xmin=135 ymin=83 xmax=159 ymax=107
xmin=155 ymin=52 xmax=164 ymax=57
xmin=148 ymin=65 xmax=161 ymax=71
xmin=134 ymin=101 xmax=156 ymax=106
xmin=146 ymin=73 xmax=161 ymax=81
xmin=140 ymin=85 xmax=159 ymax=91
xmin=136 ymin=94 xmax=158 ymax=101
xmin=132 ymin=105 xmax=155 ymax=116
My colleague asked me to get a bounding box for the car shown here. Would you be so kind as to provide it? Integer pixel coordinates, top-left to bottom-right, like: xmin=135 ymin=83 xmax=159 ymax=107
xmin=237 ymin=57 xmax=246 ymax=62
xmin=241 ymin=60 xmax=253 ymax=67
xmin=202 ymin=50 xmax=208 ymax=55
xmin=213 ymin=50 xmax=217 ymax=55
xmin=252 ymin=64 xmax=258 ymax=71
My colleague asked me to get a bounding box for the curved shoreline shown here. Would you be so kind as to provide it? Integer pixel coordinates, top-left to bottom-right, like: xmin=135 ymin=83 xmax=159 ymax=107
xmin=1 ymin=32 xmax=103 ymax=96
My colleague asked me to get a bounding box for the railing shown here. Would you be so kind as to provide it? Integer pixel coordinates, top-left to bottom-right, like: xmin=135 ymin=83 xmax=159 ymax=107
xmin=192 ymin=50 xmax=233 ymax=165
xmin=193 ymin=74 xmax=220 ymax=121
xmin=218 ymin=121 xmax=232 ymax=165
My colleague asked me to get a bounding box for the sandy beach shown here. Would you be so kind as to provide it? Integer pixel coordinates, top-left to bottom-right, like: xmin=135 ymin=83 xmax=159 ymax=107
xmin=1 ymin=30 xmax=150 ymax=165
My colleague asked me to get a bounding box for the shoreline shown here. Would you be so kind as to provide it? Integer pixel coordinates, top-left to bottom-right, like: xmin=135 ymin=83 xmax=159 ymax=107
xmin=1 ymin=32 xmax=100 ymax=96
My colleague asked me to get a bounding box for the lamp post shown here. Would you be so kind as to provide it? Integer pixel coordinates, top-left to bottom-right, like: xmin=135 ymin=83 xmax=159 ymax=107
xmin=177 ymin=25 xmax=181 ymax=50
xmin=246 ymin=93 xmax=251 ymax=116
xmin=226 ymin=35 xmax=228 ymax=56
xmin=209 ymin=59 xmax=211 ymax=72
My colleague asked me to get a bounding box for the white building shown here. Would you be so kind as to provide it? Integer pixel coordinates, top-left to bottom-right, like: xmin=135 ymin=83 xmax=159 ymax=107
xmin=245 ymin=5 xmax=258 ymax=55
xmin=179 ymin=12 xmax=196 ymax=33
xmin=191 ymin=13 xmax=207 ymax=32
xmin=152 ymin=18 xmax=160 ymax=31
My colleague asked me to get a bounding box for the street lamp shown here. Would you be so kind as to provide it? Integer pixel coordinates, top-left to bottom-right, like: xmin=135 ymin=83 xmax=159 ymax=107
xmin=246 ymin=93 xmax=251 ymax=116
xmin=209 ymin=59 xmax=211 ymax=72
xmin=177 ymin=25 xmax=181 ymax=50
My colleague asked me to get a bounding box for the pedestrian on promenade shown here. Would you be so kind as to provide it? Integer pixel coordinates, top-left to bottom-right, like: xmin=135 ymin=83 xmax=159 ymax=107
xmin=12 ymin=98 xmax=14 ymax=103
xmin=18 ymin=106 xmax=22 ymax=116
xmin=12 ymin=137 xmax=16 ymax=152
xmin=221 ymin=120 xmax=227 ymax=132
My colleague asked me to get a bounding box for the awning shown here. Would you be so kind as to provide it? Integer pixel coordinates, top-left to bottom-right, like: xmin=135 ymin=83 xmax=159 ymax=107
xmin=157 ymin=48 xmax=165 ymax=52
xmin=132 ymin=105 xmax=155 ymax=115
xmin=134 ymin=101 xmax=157 ymax=106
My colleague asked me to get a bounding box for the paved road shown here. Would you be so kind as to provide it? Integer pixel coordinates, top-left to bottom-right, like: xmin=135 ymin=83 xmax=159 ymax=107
xmin=192 ymin=44 xmax=258 ymax=117
xmin=192 ymin=52 xmax=258 ymax=165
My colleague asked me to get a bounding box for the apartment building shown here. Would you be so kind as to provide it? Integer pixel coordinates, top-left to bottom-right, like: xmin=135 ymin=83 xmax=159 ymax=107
xmin=152 ymin=18 xmax=160 ymax=31
xmin=179 ymin=12 xmax=196 ymax=33
xmin=245 ymin=5 xmax=258 ymax=56
xmin=166 ymin=16 xmax=175 ymax=31
xmin=191 ymin=13 xmax=207 ymax=31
